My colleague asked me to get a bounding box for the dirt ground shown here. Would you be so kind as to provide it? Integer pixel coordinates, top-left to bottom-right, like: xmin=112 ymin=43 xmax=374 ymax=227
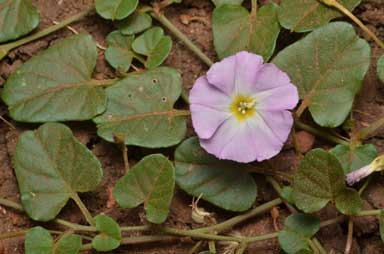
xmin=0 ymin=0 xmax=384 ymax=253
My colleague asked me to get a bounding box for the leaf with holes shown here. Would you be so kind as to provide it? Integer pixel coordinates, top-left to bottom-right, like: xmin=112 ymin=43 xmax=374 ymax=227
xmin=95 ymin=0 xmax=138 ymax=20
xmin=14 ymin=122 xmax=103 ymax=221
xmin=330 ymin=144 xmax=377 ymax=174
xmin=105 ymin=31 xmax=135 ymax=72
xmin=174 ymin=137 xmax=257 ymax=212
xmin=25 ymin=226 xmax=82 ymax=254
xmin=117 ymin=12 xmax=152 ymax=35
xmin=378 ymin=55 xmax=384 ymax=83
xmin=278 ymin=0 xmax=361 ymax=32
xmin=212 ymin=3 xmax=280 ymax=61
xmin=0 ymin=0 xmax=39 ymax=43
xmin=212 ymin=0 xmax=243 ymax=6
xmin=132 ymin=26 xmax=172 ymax=69
xmin=2 ymin=34 xmax=106 ymax=123
xmin=278 ymin=214 xmax=320 ymax=254
xmin=273 ymin=22 xmax=370 ymax=127
xmin=93 ymin=67 xmax=187 ymax=148
xmin=113 ymin=154 xmax=175 ymax=224
xmin=92 ymin=215 xmax=121 ymax=251
xmin=293 ymin=148 xmax=362 ymax=215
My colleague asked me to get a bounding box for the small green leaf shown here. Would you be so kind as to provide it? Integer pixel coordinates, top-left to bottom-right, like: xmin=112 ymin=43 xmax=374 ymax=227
xmin=212 ymin=3 xmax=280 ymax=61
xmin=25 ymin=227 xmax=53 ymax=254
xmin=93 ymin=67 xmax=187 ymax=148
xmin=132 ymin=27 xmax=172 ymax=69
xmin=174 ymin=137 xmax=257 ymax=212
xmin=113 ymin=154 xmax=175 ymax=224
xmin=330 ymin=144 xmax=377 ymax=174
xmin=2 ymin=34 xmax=106 ymax=122
xmin=95 ymin=0 xmax=138 ymax=20
xmin=379 ymin=210 xmax=384 ymax=242
xmin=278 ymin=214 xmax=320 ymax=254
xmin=0 ymin=0 xmax=39 ymax=43
xmin=92 ymin=215 xmax=121 ymax=251
xmin=293 ymin=149 xmax=362 ymax=214
xmin=281 ymin=186 xmax=295 ymax=204
xmin=278 ymin=0 xmax=361 ymax=32
xmin=335 ymin=188 xmax=363 ymax=215
xmin=378 ymin=55 xmax=384 ymax=83
xmin=25 ymin=227 xmax=82 ymax=254
xmin=14 ymin=122 xmax=103 ymax=221
xmin=117 ymin=12 xmax=152 ymax=35
xmin=212 ymin=0 xmax=243 ymax=6
xmin=273 ymin=22 xmax=370 ymax=127
xmin=105 ymin=31 xmax=135 ymax=72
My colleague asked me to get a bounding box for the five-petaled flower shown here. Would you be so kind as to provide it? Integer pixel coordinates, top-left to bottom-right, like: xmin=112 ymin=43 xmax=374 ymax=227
xmin=189 ymin=51 xmax=299 ymax=163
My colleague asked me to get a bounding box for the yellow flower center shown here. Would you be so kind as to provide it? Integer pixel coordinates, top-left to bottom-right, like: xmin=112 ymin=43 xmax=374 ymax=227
xmin=230 ymin=95 xmax=256 ymax=121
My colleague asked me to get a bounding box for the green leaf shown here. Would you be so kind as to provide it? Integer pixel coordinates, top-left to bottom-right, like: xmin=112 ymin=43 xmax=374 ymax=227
xmin=212 ymin=0 xmax=243 ymax=6
xmin=95 ymin=0 xmax=138 ymax=20
xmin=330 ymin=144 xmax=377 ymax=174
xmin=379 ymin=210 xmax=384 ymax=242
xmin=278 ymin=214 xmax=320 ymax=254
xmin=0 ymin=0 xmax=39 ymax=43
xmin=132 ymin=26 xmax=172 ymax=69
xmin=25 ymin=227 xmax=53 ymax=254
xmin=292 ymin=149 xmax=362 ymax=214
xmin=378 ymin=55 xmax=384 ymax=83
xmin=105 ymin=31 xmax=135 ymax=72
xmin=25 ymin=227 xmax=82 ymax=254
xmin=113 ymin=154 xmax=175 ymax=224
xmin=2 ymin=34 xmax=106 ymax=123
xmin=273 ymin=22 xmax=370 ymax=127
xmin=117 ymin=12 xmax=152 ymax=35
xmin=14 ymin=122 xmax=103 ymax=221
xmin=174 ymin=137 xmax=257 ymax=212
xmin=281 ymin=186 xmax=295 ymax=204
xmin=93 ymin=67 xmax=187 ymax=148
xmin=212 ymin=3 xmax=280 ymax=61
xmin=278 ymin=0 xmax=361 ymax=32
xmin=92 ymin=215 xmax=121 ymax=251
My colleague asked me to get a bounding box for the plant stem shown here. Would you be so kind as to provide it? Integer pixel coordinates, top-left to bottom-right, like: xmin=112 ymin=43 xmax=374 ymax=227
xmin=150 ymin=11 xmax=214 ymax=67
xmin=0 ymin=230 xmax=27 ymax=240
xmin=208 ymin=240 xmax=216 ymax=253
xmin=344 ymin=217 xmax=353 ymax=254
xmin=90 ymin=78 xmax=118 ymax=87
xmin=0 ymin=197 xmax=23 ymax=212
xmin=295 ymin=120 xmax=350 ymax=146
xmin=356 ymin=117 xmax=384 ymax=140
xmin=236 ymin=242 xmax=248 ymax=254
xmin=55 ymin=219 xmax=97 ymax=232
xmin=71 ymin=193 xmax=95 ymax=226
xmin=313 ymin=238 xmax=327 ymax=254
xmin=121 ymin=225 xmax=152 ymax=232
xmin=191 ymin=198 xmax=283 ymax=234
xmin=320 ymin=216 xmax=345 ymax=227
xmin=321 ymin=0 xmax=384 ymax=50
xmin=357 ymin=209 xmax=381 ymax=216
xmin=0 ymin=6 xmax=95 ymax=61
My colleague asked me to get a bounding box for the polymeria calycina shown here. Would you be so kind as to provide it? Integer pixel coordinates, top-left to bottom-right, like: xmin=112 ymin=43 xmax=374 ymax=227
xmin=189 ymin=51 xmax=299 ymax=163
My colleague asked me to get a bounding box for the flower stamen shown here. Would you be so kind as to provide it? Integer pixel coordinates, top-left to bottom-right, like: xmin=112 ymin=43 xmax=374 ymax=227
xmin=231 ymin=95 xmax=256 ymax=121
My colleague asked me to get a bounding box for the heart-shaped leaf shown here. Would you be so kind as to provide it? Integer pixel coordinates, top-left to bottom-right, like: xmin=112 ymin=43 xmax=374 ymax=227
xmin=14 ymin=122 xmax=103 ymax=221
xmin=278 ymin=0 xmax=361 ymax=32
xmin=212 ymin=0 xmax=243 ymax=6
xmin=117 ymin=12 xmax=152 ymax=35
xmin=113 ymin=154 xmax=175 ymax=224
xmin=132 ymin=27 xmax=172 ymax=69
xmin=273 ymin=22 xmax=370 ymax=127
xmin=212 ymin=3 xmax=280 ymax=61
xmin=174 ymin=137 xmax=257 ymax=212
xmin=330 ymin=144 xmax=377 ymax=174
xmin=378 ymin=55 xmax=384 ymax=83
xmin=278 ymin=214 xmax=320 ymax=254
xmin=93 ymin=67 xmax=187 ymax=148
xmin=25 ymin=227 xmax=82 ymax=254
xmin=95 ymin=0 xmax=138 ymax=20
xmin=0 ymin=0 xmax=39 ymax=43
xmin=92 ymin=215 xmax=121 ymax=251
xmin=2 ymin=34 xmax=107 ymax=123
xmin=293 ymin=148 xmax=362 ymax=215
xmin=105 ymin=31 xmax=135 ymax=72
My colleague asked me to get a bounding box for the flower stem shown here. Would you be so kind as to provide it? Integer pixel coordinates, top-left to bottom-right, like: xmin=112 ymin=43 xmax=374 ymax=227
xmin=0 ymin=6 xmax=95 ymax=61
xmin=320 ymin=0 xmax=384 ymax=50
xmin=295 ymin=120 xmax=350 ymax=146
xmin=150 ymin=11 xmax=214 ymax=67
xmin=71 ymin=193 xmax=95 ymax=226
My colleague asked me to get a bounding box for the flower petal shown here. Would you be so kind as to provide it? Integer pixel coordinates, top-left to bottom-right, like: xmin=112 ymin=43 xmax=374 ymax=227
xmin=256 ymin=85 xmax=299 ymax=111
xmin=206 ymin=54 xmax=236 ymax=96
xmin=253 ymin=63 xmax=293 ymax=92
xmin=346 ymin=165 xmax=373 ymax=185
xmin=233 ymin=51 xmax=264 ymax=94
xmin=191 ymin=104 xmax=231 ymax=139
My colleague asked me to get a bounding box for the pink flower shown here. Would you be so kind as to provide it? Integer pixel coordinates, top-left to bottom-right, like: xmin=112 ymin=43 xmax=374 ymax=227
xmin=189 ymin=51 xmax=299 ymax=163
xmin=346 ymin=155 xmax=384 ymax=185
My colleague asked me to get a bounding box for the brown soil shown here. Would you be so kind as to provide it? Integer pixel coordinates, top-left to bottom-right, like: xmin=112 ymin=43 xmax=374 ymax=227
xmin=0 ymin=0 xmax=384 ymax=253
